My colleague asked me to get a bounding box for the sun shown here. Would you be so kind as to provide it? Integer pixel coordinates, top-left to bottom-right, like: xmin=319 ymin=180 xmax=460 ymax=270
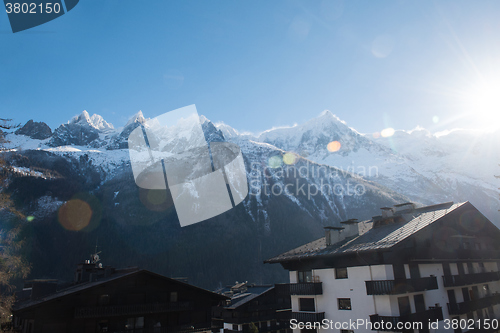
xmin=464 ymin=80 xmax=500 ymax=126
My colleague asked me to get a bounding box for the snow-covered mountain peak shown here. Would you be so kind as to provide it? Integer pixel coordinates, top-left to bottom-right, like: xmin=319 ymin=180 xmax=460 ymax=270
xmin=317 ymin=109 xmax=346 ymax=124
xmin=302 ymin=110 xmax=355 ymax=133
xmin=125 ymin=111 xmax=147 ymax=128
xmin=70 ymin=110 xmax=114 ymax=132
xmin=215 ymin=121 xmax=242 ymax=140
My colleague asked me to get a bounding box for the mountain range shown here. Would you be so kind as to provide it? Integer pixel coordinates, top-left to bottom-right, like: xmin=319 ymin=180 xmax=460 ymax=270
xmin=2 ymin=109 xmax=498 ymax=289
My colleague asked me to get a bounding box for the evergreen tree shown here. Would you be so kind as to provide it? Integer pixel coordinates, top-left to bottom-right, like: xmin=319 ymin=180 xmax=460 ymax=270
xmin=248 ymin=322 xmax=259 ymax=333
xmin=0 ymin=118 xmax=29 ymax=323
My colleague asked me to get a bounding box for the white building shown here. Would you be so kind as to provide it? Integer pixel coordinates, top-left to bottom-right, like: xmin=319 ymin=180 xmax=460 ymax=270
xmin=266 ymin=202 xmax=500 ymax=333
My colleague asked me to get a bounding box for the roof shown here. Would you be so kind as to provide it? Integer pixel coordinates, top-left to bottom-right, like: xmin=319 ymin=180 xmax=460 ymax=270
xmin=227 ymin=286 xmax=274 ymax=309
xmin=14 ymin=269 xmax=227 ymax=312
xmin=265 ymin=201 xmax=465 ymax=264
xmin=216 ymin=283 xmax=274 ymax=309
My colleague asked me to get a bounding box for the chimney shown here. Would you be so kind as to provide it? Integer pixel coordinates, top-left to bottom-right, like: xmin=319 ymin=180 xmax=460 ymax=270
xmin=393 ymin=202 xmax=416 ymax=213
xmin=340 ymin=219 xmax=359 ymax=239
xmin=25 ymin=280 xmax=58 ymax=300
xmin=380 ymin=207 xmax=394 ymax=218
xmin=325 ymin=226 xmax=345 ymax=246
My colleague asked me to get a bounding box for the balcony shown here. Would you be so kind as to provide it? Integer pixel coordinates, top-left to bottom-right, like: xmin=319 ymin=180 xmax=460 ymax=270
xmin=397 ymin=248 xmax=500 ymax=261
xmin=275 ymin=282 xmax=322 ymax=296
xmin=74 ymin=301 xmax=192 ymax=318
xmin=447 ymin=293 xmax=500 ymax=316
xmin=365 ymin=277 xmax=438 ymax=295
xmin=106 ymin=322 xmax=214 ymax=333
xmin=223 ymin=313 xmax=282 ymax=324
xmin=369 ymin=306 xmax=443 ymax=332
xmin=443 ymin=271 xmax=500 ymax=287
xmin=287 ymin=311 xmax=325 ymax=323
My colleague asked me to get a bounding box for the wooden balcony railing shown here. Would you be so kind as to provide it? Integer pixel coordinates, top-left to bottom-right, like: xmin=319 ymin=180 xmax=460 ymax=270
xmin=447 ymin=293 xmax=500 ymax=316
xmin=275 ymin=282 xmax=323 ymax=296
xmin=366 ymin=277 xmax=438 ymax=295
xmin=369 ymin=306 xmax=443 ymax=332
xmin=443 ymin=271 xmax=500 ymax=287
xmin=277 ymin=311 xmax=325 ymax=323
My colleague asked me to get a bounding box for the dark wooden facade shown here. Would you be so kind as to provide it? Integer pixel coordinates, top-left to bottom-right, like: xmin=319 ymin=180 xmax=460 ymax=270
xmin=12 ymin=269 xmax=227 ymax=333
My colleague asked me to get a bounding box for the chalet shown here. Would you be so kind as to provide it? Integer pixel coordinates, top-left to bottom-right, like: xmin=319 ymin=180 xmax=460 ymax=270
xmin=12 ymin=261 xmax=227 ymax=333
xmin=213 ymin=282 xmax=292 ymax=333
xmin=265 ymin=201 xmax=500 ymax=333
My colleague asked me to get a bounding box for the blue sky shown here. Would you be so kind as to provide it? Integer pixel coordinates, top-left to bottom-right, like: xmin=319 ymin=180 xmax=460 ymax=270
xmin=1 ymin=0 xmax=500 ymax=134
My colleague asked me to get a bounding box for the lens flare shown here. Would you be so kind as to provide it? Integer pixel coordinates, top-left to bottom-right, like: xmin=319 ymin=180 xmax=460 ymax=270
xmin=283 ymin=152 xmax=299 ymax=165
xmin=381 ymin=128 xmax=395 ymax=138
xmin=268 ymin=156 xmax=282 ymax=168
xmin=432 ymin=116 xmax=439 ymax=123
xmin=372 ymin=132 xmax=381 ymax=139
xmin=147 ymin=190 xmax=167 ymax=205
xmin=139 ymin=188 xmax=173 ymax=213
xmin=26 ymin=216 xmax=35 ymax=222
xmin=327 ymin=141 xmax=341 ymax=152
xmin=58 ymin=199 xmax=92 ymax=231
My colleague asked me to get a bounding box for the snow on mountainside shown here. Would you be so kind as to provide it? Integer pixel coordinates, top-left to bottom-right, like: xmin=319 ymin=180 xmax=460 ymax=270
xmin=5 ymin=109 xmax=499 ymax=224
xmin=70 ymin=110 xmax=114 ymax=131
xmin=217 ymin=111 xmax=499 ymax=222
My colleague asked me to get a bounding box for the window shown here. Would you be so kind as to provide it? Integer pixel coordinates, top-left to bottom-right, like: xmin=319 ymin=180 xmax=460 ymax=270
xmin=298 ymin=270 xmax=313 ymax=283
xmin=98 ymin=321 xmax=108 ymax=333
xmin=299 ymin=298 xmax=315 ymax=312
xmin=338 ymin=298 xmax=351 ymax=310
xmin=170 ymin=291 xmax=178 ymax=302
xmin=467 ymin=262 xmax=474 ymax=274
xmin=335 ymin=267 xmax=348 ymax=279
xmin=126 ymin=317 xmax=144 ymax=330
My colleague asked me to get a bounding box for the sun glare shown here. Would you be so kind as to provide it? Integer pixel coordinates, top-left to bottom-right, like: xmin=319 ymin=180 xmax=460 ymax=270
xmin=464 ymin=81 xmax=500 ymax=125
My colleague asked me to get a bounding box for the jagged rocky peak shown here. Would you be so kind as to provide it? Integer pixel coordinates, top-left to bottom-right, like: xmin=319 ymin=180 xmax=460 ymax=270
xmin=106 ymin=111 xmax=148 ymax=150
xmin=124 ymin=111 xmax=147 ymax=127
xmin=15 ymin=119 xmax=52 ymax=140
xmin=48 ymin=110 xmax=114 ymax=147
xmin=70 ymin=110 xmax=114 ymax=132
xmin=256 ymin=109 xmax=363 ymax=154
xmin=200 ymin=115 xmax=225 ymax=143
xmin=304 ymin=109 xmax=355 ymax=132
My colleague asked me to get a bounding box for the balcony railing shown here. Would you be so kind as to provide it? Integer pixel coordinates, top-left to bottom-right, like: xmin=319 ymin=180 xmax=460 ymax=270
xmin=396 ymin=248 xmax=500 ymax=261
xmin=285 ymin=311 xmax=325 ymax=323
xmin=369 ymin=306 xmax=443 ymax=332
xmin=447 ymin=293 xmax=500 ymax=316
xmin=223 ymin=327 xmax=289 ymax=333
xmin=366 ymin=277 xmax=438 ymax=295
xmin=74 ymin=301 xmax=192 ymax=319
xmin=443 ymin=271 xmax=500 ymax=287
xmin=107 ymin=322 xmax=214 ymax=333
xmin=223 ymin=313 xmax=281 ymax=324
xmin=275 ymin=282 xmax=323 ymax=296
